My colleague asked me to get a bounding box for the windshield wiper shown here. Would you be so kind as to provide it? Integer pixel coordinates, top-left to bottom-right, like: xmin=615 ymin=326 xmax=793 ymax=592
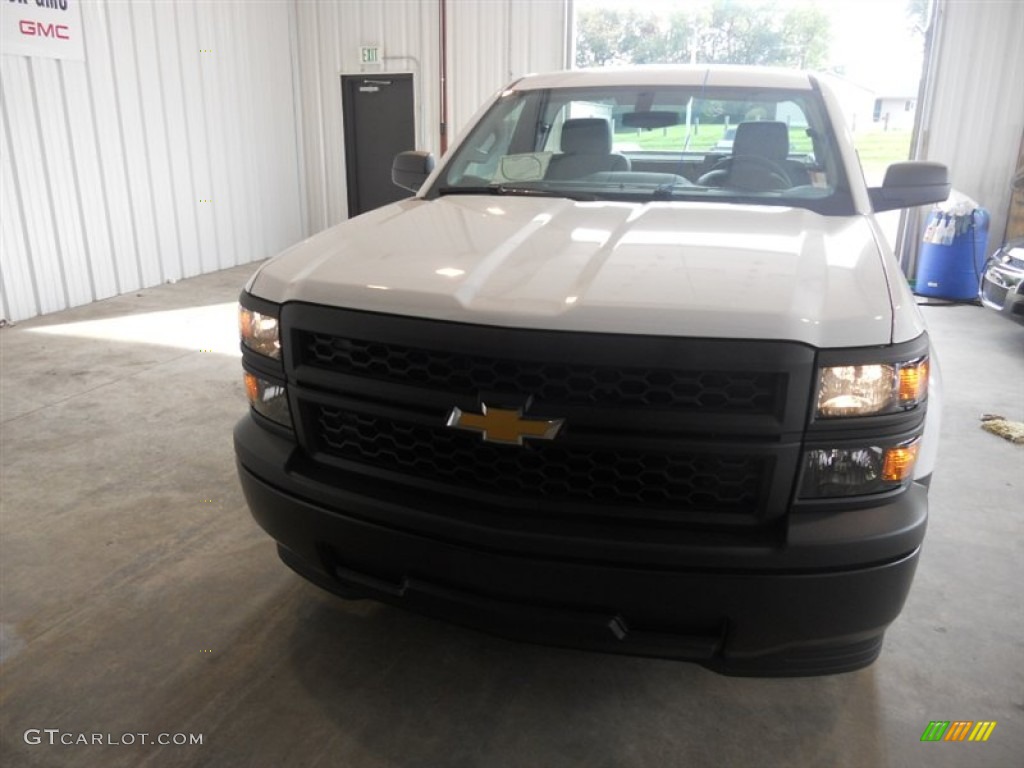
xmin=649 ymin=180 xmax=702 ymax=200
xmin=499 ymin=184 xmax=597 ymax=201
xmin=435 ymin=183 xmax=596 ymax=201
xmin=435 ymin=186 xmax=502 ymax=196
xmin=651 ymin=182 xmax=685 ymax=199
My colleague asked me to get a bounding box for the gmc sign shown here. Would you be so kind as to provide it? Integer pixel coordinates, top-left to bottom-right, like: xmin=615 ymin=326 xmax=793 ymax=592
xmin=19 ymin=21 xmax=70 ymax=40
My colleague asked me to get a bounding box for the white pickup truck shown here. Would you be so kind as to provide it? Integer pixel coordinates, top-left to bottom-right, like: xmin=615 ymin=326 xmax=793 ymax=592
xmin=235 ymin=66 xmax=949 ymax=675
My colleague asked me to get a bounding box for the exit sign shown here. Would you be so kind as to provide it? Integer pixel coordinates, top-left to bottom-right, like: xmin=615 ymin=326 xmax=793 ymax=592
xmin=360 ymin=46 xmax=380 ymax=64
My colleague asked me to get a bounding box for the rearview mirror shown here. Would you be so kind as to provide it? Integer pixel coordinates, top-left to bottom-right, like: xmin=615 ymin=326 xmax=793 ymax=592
xmin=392 ymin=151 xmax=435 ymax=192
xmin=621 ymin=111 xmax=682 ymax=131
xmin=868 ymin=161 xmax=950 ymax=212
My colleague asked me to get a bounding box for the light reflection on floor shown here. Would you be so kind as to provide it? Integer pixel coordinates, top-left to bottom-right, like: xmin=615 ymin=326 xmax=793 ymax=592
xmin=26 ymin=302 xmax=242 ymax=357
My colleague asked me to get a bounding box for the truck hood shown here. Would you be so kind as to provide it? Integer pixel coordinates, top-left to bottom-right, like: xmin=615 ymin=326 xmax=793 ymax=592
xmin=251 ymin=196 xmax=896 ymax=347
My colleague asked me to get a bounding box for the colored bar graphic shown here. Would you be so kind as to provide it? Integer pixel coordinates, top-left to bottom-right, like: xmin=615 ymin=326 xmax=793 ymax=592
xmin=921 ymin=721 xmax=949 ymax=742
xmin=943 ymin=721 xmax=972 ymax=741
xmin=968 ymin=722 xmax=997 ymax=742
xmin=921 ymin=720 xmax=996 ymax=742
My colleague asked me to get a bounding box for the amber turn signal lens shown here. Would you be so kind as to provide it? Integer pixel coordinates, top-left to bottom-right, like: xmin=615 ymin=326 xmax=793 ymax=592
xmin=242 ymin=372 xmax=292 ymax=427
xmin=244 ymin=372 xmax=260 ymax=404
xmin=882 ymin=440 xmax=920 ymax=483
xmin=898 ymin=358 xmax=929 ymax=405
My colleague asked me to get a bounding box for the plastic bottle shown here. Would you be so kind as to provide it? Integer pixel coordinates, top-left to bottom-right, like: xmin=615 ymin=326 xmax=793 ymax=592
xmin=942 ymin=216 xmax=955 ymax=246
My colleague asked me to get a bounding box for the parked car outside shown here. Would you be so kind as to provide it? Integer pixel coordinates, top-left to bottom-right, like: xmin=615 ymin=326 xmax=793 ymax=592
xmin=980 ymin=238 xmax=1024 ymax=324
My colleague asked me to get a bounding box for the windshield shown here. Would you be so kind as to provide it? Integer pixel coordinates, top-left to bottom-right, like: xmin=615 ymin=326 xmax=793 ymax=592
xmin=431 ymin=84 xmax=853 ymax=214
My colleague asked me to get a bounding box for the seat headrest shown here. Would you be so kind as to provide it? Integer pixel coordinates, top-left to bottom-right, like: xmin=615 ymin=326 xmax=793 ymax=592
xmin=560 ymin=118 xmax=613 ymax=155
xmin=733 ymin=121 xmax=789 ymax=163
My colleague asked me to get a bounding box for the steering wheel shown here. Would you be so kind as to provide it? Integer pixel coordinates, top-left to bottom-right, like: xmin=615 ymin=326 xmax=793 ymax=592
xmin=698 ymin=155 xmax=791 ymax=191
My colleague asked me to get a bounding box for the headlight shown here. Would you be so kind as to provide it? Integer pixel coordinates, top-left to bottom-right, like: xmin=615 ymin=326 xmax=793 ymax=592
xmin=244 ymin=372 xmax=292 ymax=427
xmin=239 ymin=306 xmax=280 ymax=359
xmin=816 ymin=357 xmax=928 ymax=418
xmin=799 ymin=437 xmax=920 ymax=498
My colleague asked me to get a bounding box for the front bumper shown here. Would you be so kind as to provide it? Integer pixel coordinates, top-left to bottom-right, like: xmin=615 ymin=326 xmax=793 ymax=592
xmin=235 ymin=414 xmax=927 ymax=676
xmin=980 ymin=259 xmax=1024 ymax=325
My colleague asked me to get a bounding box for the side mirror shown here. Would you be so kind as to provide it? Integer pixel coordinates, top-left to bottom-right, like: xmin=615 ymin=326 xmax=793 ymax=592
xmin=869 ymin=161 xmax=951 ymax=212
xmin=392 ymin=151 xmax=435 ymax=192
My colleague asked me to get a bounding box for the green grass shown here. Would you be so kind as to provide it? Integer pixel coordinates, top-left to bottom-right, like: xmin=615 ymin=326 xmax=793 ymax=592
xmin=852 ymin=131 xmax=913 ymax=178
xmin=613 ymin=124 xmax=914 ymax=180
xmin=613 ymin=124 xmax=814 ymax=152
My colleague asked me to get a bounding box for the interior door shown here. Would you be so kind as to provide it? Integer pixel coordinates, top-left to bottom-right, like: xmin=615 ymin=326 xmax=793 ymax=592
xmin=341 ymin=74 xmax=416 ymax=217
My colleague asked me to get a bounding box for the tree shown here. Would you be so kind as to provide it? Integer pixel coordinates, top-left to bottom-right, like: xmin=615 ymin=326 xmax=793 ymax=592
xmin=719 ymin=3 xmax=784 ymax=64
xmin=575 ymin=7 xmax=625 ymax=68
xmin=575 ymin=8 xmax=667 ymax=68
xmin=780 ymin=6 xmax=830 ymax=69
xmin=575 ymin=1 xmax=832 ymax=71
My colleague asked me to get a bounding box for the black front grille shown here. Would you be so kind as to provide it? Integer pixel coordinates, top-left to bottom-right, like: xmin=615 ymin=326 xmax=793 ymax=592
xmin=300 ymin=332 xmax=780 ymax=413
xmin=282 ymin=304 xmax=813 ymax=530
xmin=312 ymin=405 xmax=765 ymax=512
xmin=982 ymin=280 xmax=1008 ymax=306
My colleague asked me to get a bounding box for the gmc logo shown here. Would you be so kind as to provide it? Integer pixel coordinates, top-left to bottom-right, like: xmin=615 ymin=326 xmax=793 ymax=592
xmin=19 ymin=21 xmax=70 ymax=40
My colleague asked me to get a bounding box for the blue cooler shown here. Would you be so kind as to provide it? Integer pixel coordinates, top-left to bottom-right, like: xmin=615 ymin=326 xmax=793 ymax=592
xmin=915 ymin=208 xmax=989 ymax=300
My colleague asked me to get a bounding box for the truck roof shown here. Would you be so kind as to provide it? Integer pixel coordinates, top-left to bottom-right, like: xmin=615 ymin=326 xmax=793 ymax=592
xmin=512 ymin=65 xmax=816 ymax=91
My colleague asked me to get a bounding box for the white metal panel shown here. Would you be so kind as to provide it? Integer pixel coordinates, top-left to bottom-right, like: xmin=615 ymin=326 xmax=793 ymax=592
xmin=0 ymin=101 xmax=38 ymax=321
xmin=917 ymin=0 xmax=1024 ymax=255
xmin=315 ymin=0 xmax=348 ymax=226
xmin=448 ymin=0 xmax=568 ymax=143
xmin=33 ymin=58 xmax=92 ymax=309
xmin=234 ymin=6 xmax=266 ymax=265
xmin=255 ymin=0 xmax=304 ymax=258
xmin=448 ymin=2 xmax=506 ymax=141
xmin=79 ymin=0 xmax=141 ymax=295
xmin=61 ymin=48 xmax=119 ymax=300
xmin=32 ymin=59 xmax=93 ymax=308
xmin=131 ymin=0 xmax=183 ymax=283
xmin=323 ymin=0 xmax=344 ymax=224
xmin=174 ymin=0 xmax=219 ymax=277
xmin=2 ymin=56 xmax=66 ymax=315
xmin=152 ymin=0 xmax=201 ymax=280
xmin=294 ymin=0 xmax=327 ymax=231
xmin=0 ymin=0 xmax=303 ymax=323
xmin=196 ymin=0 xmax=238 ymax=270
xmin=106 ymin=0 xmax=163 ymax=287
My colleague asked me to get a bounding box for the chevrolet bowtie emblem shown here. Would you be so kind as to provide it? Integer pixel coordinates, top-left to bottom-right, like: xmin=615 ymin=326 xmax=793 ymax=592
xmin=446 ymin=404 xmax=564 ymax=445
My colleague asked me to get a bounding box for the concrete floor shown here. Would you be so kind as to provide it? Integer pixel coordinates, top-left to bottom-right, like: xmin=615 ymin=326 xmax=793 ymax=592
xmin=1 ymin=264 xmax=1022 ymax=768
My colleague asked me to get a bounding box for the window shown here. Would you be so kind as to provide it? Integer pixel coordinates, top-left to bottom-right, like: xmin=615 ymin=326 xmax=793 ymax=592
xmin=434 ymin=84 xmax=852 ymax=215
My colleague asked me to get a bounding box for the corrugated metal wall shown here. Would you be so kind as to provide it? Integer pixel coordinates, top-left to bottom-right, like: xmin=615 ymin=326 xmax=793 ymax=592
xmin=294 ymin=0 xmax=568 ymax=235
xmin=911 ymin=0 xmax=1024 ymax=258
xmin=0 ymin=0 xmax=303 ymax=324
xmin=447 ymin=0 xmax=569 ymax=138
